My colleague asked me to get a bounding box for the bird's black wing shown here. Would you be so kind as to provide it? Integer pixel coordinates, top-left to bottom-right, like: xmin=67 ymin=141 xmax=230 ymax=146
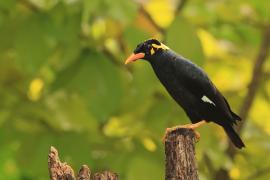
xmin=172 ymin=57 xmax=239 ymax=125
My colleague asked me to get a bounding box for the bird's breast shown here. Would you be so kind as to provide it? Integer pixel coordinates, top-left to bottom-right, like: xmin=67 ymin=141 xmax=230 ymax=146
xmin=150 ymin=56 xmax=200 ymax=110
xmin=151 ymin=60 xmax=186 ymax=100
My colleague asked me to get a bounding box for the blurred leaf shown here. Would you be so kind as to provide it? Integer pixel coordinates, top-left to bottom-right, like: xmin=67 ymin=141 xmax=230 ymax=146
xmin=27 ymin=78 xmax=44 ymax=101
xmin=126 ymin=156 xmax=163 ymax=180
xmin=86 ymin=0 xmax=137 ymax=25
xmin=250 ymin=96 xmax=270 ymax=134
xmin=14 ymin=14 xmax=52 ymax=74
xmin=0 ymin=19 xmax=17 ymax=53
xmin=0 ymin=0 xmax=15 ymax=11
xmin=144 ymin=0 xmax=175 ymax=28
xmin=52 ymin=50 xmax=123 ymax=121
xmin=123 ymin=25 xmax=151 ymax=51
xmin=0 ymin=110 xmax=9 ymax=127
xmin=0 ymin=141 xmax=20 ymax=179
xmin=122 ymin=62 xmax=159 ymax=115
xmin=105 ymin=0 xmax=137 ymax=24
xmin=44 ymin=91 xmax=99 ymax=133
xmin=166 ymin=16 xmax=204 ymax=65
xmin=103 ymin=116 xmax=130 ymax=137
xmin=47 ymin=4 xmax=82 ymax=71
xmin=16 ymin=132 xmax=96 ymax=179
xmin=249 ymin=0 xmax=270 ymax=21
xmin=28 ymin=0 xmax=59 ymax=10
xmin=141 ymin=137 xmax=157 ymax=152
xmin=197 ymin=29 xmax=225 ymax=58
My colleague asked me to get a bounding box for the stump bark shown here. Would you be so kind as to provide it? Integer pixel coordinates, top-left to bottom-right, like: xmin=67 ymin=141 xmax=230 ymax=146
xmin=164 ymin=128 xmax=198 ymax=180
xmin=48 ymin=146 xmax=118 ymax=180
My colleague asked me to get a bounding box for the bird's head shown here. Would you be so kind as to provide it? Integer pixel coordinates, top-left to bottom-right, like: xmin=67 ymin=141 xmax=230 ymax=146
xmin=125 ymin=39 xmax=169 ymax=64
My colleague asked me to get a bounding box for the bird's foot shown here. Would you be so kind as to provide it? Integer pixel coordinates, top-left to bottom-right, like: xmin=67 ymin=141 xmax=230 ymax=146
xmin=162 ymin=120 xmax=206 ymax=143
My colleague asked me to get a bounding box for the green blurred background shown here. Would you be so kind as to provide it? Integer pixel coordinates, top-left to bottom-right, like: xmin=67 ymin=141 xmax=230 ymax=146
xmin=0 ymin=0 xmax=270 ymax=179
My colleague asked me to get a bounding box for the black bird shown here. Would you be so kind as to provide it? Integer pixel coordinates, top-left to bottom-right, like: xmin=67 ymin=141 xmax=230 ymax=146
xmin=125 ymin=39 xmax=245 ymax=149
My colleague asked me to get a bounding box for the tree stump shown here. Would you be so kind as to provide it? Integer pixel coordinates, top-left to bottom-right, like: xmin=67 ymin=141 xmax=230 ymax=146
xmin=164 ymin=128 xmax=198 ymax=180
xmin=92 ymin=171 xmax=118 ymax=180
xmin=48 ymin=146 xmax=118 ymax=180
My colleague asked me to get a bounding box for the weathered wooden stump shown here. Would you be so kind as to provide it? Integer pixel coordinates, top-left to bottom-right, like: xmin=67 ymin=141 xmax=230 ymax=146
xmin=48 ymin=146 xmax=118 ymax=180
xmin=164 ymin=128 xmax=198 ymax=180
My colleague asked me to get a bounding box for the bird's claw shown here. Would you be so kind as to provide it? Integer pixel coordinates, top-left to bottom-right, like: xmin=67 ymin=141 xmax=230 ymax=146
xmin=193 ymin=130 xmax=201 ymax=142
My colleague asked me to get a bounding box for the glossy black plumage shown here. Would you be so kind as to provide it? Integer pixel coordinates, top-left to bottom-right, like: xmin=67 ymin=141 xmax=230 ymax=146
xmin=130 ymin=39 xmax=245 ymax=149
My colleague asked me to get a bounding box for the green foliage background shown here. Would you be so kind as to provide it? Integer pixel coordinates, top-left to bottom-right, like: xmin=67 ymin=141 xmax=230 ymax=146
xmin=0 ymin=0 xmax=270 ymax=179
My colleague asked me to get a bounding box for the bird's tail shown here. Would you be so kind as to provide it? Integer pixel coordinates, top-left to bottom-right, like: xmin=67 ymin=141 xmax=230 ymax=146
xmin=223 ymin=125 xmax=245 ymax=149
xmin=231 ymin=111 xmax=241 ymax=121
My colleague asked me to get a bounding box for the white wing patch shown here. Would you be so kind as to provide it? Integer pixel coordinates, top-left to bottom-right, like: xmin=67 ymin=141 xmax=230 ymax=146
xmin=201 ymin=95 xmax=216 ymax=106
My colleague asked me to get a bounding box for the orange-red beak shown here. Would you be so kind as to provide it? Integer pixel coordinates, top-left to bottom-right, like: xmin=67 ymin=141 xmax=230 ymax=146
xmin=125 ymin=53 xmax=145 ymax=65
